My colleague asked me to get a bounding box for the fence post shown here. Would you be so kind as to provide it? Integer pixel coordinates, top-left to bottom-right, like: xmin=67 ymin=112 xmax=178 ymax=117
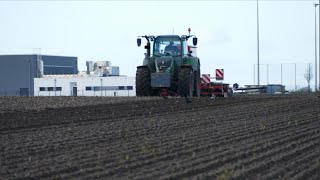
xmin=254 ymin=64 xmax=255 ymax=85
xmin=281 ymin=63 xmax=283 ymax=85
xmin=267 ymin=64 xmax=269 ymax=84
xmin=295 ymin=63 xmax=297 ymax=92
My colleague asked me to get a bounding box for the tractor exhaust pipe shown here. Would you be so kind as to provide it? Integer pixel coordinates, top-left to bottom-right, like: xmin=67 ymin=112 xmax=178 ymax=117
xmin=145 ymin=42 xmax=151 ymax=57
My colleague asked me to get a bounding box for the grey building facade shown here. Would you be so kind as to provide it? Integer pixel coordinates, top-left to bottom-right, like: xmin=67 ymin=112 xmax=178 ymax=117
xmin=42 ymin=55 xmax=78 ymax=75
xmin=0 ymin=55 xmax=78 ymax=96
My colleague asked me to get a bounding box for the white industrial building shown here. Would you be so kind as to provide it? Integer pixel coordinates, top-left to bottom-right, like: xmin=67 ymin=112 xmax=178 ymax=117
xmin=34 ymin=60 xmax=136 ymax=96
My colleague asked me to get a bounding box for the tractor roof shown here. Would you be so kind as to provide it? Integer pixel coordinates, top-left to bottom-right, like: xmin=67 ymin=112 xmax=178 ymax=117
xmin=156 ymin=35 xmax=181 ymax=38
xmin=154 ymin=35 xmax=183 ymax=41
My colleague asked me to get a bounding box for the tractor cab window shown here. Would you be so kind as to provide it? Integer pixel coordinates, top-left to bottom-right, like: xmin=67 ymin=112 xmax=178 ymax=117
xmin=153 ymin=37 xmax=181 ymax=57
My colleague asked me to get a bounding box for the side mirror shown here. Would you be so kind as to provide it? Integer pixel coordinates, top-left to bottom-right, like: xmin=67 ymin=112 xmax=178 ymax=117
xmin=193 ymin=37 xmax=198 ymax=46
xmin=137 ymin=38 xmax=141 ymax=47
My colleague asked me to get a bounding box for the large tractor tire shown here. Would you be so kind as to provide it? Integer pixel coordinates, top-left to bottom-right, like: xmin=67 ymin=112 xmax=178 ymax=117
xmin=193 ymin=70 xmax=201 ymax=97
xmin=178 ymin=68 xmax=194 ymax=98
xmin=136 ymin=67 xmax=151 ymax=96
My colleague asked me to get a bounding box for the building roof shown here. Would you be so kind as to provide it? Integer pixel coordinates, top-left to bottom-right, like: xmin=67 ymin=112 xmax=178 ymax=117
xmin=0 ymin=54 xmax=77 ymax=58
xmin=41 ymin=74 xmax=129 ymax=79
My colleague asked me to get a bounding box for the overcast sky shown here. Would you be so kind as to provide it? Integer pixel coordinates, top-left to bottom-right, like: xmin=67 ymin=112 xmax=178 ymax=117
xmin=0 ymin=0 xmax=318 ymax=90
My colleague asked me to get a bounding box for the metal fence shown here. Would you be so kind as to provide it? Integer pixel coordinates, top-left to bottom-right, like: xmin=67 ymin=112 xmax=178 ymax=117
xmin=254 ymin=63 xmax=317 ymax=92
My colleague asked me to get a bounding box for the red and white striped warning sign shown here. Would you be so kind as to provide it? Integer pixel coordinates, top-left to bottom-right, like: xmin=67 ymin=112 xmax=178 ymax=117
xmin=201 ymin=74 xmax=210 ymax=84
xmin=216 ymin=69 xmax=224 ymax=80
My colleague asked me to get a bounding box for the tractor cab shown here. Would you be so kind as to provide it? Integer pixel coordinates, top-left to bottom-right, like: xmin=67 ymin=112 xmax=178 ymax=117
xmin=153 ymin=35 xmax=188 ymax=58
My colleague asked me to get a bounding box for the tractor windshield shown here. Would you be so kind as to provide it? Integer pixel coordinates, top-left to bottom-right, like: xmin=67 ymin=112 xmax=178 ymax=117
xmin=153 ymin=36 xmax=181 ymax=57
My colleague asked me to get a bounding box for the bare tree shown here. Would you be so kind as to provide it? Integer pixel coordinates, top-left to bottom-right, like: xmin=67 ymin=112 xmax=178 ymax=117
xmin=304 ymin=63 xmax=313 ymax=92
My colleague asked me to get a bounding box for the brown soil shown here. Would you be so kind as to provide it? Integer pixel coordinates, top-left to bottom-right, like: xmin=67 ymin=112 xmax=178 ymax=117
xmin=0 ymin=94 xmax=319 ymax=180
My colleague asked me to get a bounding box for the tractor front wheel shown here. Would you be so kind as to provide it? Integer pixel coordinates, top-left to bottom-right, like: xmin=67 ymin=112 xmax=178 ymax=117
xmin=178 ymin=68 xmax=193 ymax=98
xmin=136 ymin=67 xmax=151 ymax=96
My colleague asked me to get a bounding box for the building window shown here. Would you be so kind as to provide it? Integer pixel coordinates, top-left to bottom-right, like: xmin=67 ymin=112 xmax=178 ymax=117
xmin=48 ymin=87 xmax=54 ymax=91
xmin=55 ymin=87 xmax=62 ymax=91
xmin=84 ymin=86 xmax=133 ymax=91
xmin=94 ymin=87 xmax=101 ymax=91
xmin=39 ymin=87 xmax=45 ymax=91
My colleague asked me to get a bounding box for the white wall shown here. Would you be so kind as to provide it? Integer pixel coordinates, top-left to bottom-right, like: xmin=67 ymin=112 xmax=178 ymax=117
xmin=34 ymin=76 xmax=136 ymax=96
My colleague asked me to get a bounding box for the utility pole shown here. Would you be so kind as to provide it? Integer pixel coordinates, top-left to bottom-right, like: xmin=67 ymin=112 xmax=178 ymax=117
xmin=256 ymin=0 xmax=260 ymax=86
xmin=315 ymin=3 xmax=319 ymax=91
xmin=319 ymin=0 xmax=320 ymax=90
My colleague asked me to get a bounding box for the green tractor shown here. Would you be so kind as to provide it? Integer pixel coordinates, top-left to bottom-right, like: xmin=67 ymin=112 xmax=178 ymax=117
xmin=135 ymin=29 xmax=201 ymax=99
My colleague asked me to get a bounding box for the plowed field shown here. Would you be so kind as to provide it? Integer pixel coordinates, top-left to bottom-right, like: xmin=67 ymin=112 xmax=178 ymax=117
xmin=1 ymin=94 xmax=320 ymax=180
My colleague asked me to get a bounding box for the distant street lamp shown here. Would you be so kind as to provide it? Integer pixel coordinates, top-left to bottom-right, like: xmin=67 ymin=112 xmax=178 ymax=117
xmin=100 ymin=78 xmax=103 ymax=97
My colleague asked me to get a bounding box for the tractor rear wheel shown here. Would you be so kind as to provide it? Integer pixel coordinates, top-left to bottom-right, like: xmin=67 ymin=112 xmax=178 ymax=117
xmin=193 ymin=70 xmax=201 ymax=97
xmin=178 ymin=68 xmax=193 ymax=97
xmin=136 ymin=67 xmax=151 ymax=96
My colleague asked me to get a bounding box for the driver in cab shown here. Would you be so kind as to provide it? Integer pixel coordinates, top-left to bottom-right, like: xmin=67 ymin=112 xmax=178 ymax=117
xmin=164 ymin=42 xmax=180 ymax=56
